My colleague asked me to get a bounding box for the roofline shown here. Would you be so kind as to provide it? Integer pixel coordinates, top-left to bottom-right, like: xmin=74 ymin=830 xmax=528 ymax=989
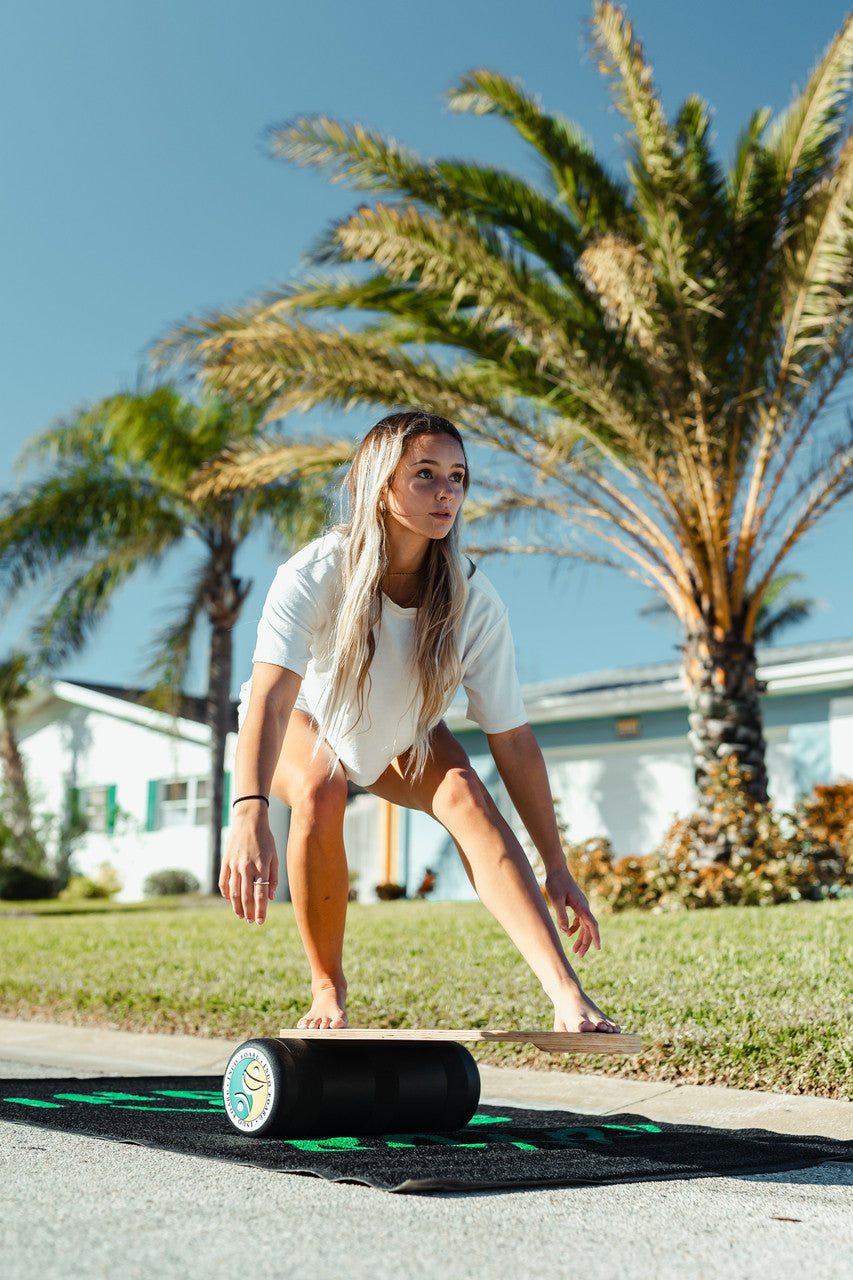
xmin=447 ymin=637 xmax=853 ymax=730
xmin=24 ymin=636 xmax=853 ymax=736
xmin=47 ymin=680 xmax=215 ymax=744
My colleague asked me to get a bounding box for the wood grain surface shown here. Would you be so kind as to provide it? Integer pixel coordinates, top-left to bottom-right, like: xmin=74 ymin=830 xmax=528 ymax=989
xmin=277 ymin=1028 xmax=643 ymax=1055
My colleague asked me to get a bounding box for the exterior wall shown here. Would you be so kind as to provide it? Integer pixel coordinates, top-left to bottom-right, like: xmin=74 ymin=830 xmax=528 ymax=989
xmin=396 ymin=684 xmax=852 ymax=901
xmin=19 ymin=701 xmax=236 ymax=902
xmin=343 ymin=794 xmax=380 ymax=902
xmin=15 ymin=665 xmax=853 ymax=906
xmin=829 ymin=695 xmax=853 ymax=781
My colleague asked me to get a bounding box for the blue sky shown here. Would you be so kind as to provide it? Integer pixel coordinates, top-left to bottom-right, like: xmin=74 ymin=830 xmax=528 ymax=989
xmin=2 ymin=0 xmax=851 ymax=692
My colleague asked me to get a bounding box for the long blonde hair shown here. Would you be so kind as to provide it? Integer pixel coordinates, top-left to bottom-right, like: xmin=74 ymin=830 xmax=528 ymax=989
xmin=321 ymin=410 xmax=471 ymax=777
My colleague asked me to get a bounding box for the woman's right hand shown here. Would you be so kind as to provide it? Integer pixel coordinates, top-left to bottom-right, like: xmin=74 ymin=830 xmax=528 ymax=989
xmin=219 ymin=807 xmax=279 ymax=924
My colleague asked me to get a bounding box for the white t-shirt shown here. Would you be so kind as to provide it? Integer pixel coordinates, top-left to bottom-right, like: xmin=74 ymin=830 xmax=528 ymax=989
xmin=239 ymin=530 xmax=527 ymax=786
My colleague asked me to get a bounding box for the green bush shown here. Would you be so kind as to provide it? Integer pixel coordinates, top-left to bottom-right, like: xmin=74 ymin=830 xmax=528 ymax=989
xmin=143 ymin=869 xmax=201 ymax=897
xmin=0 ymin=865 xmax=56 ymax=901
xmin=531 ymin=770 xmax=853 ymax=912
xmin=58 ymin=863 xmax=123 ymax=902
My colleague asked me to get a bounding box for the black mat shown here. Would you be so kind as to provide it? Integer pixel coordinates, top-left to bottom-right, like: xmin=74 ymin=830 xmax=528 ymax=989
xmin=1 ymin=1075 xmax=850 ymax=1193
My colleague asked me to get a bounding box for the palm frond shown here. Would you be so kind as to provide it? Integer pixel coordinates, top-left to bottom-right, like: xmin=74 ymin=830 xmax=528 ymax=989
xmin=753 ymin=599 xmax=817 ymax=644
xmin=269 ymin=115 xmax=422 ymax=191
xmin=330 ymin=202 xmax=578 ymax=359
xmin=591 ymin=2 xmax=673 ymax=186
xmin=766 ymin=15 xmax=853 ymax=213
xmin=140 ymin=560 xmax=214 ymax=715
xmin=775 ymin=132 xmax=853 ymax=390
xmin=34 ymin=534 xmax=177 ymax=668
xmin=745 ymin=430 xmax=853 ymax=636
xmin=446 ymin=67 xmax=633 ymax=234
xmin=577 ymin=233 xmax=665 ymax=357
xmin=190 ymin=436 xmax=353 ymax=500
xmin=729 ymin=18 xmax=853 ymax=470
xmin=731 ymin=135 xmax=853 ymax=605
xmin=183 ymin=312 xmax=534 ymax=438
xmin=0 ymin=470 xmax=183 ymax=596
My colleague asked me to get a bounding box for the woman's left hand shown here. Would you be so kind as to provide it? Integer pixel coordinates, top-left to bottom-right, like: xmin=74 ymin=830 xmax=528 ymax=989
xmin=543 ymin=866 xmax=601 ymax=958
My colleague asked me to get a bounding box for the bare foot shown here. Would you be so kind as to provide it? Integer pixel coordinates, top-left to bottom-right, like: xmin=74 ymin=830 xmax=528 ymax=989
xmin=553 ymin=985 xmax=621 ymax=1034
xmin=296 ymin=981 xmax=348 ymax=1030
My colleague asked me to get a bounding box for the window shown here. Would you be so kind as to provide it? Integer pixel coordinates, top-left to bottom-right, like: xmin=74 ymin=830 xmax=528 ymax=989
xmin=159 ymin=781 xmax=190 ymax=828
xmin=68 ymin=785 xmax=117 ymax=834
xmin=147 ymin=776 xmax=222 ymax=831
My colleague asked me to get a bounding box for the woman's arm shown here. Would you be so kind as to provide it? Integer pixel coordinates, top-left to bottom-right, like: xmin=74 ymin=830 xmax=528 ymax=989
xmin=486 ymin=723 xmax=602 ymax=956
xmin=222 ymin=662 xmax=302 ymax=923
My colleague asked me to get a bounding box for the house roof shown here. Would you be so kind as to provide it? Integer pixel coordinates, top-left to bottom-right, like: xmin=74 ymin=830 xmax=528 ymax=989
xmin=24 ymin=636 xmax=853 ymax=739
xmin=19 ymin=679 xmax=238 ymax=745
xmin=65 ymin=681 xmax=239 ymax=734
xmin=448 ymin=636 xmax=853 ymax=729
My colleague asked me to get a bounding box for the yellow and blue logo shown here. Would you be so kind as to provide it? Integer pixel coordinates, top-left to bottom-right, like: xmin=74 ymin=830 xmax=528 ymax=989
xmin=225 ymin=1053 xmax=271 ymax=1128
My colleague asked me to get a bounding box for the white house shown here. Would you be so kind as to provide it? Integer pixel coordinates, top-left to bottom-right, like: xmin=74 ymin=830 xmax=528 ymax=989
xmin=14 ymin=638 xmax=853 ymax=903
xmin=17 ymin=681 xmax=243 ymax=901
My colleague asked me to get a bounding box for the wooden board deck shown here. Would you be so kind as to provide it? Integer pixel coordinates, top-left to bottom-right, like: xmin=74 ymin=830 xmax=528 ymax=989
xmin=277 ymin=1028 xmax=643 ymax=1055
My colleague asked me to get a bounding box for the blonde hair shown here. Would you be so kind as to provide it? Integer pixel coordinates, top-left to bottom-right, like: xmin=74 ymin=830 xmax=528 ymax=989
xmin=321 ymin=410 xmax=471 ymax=778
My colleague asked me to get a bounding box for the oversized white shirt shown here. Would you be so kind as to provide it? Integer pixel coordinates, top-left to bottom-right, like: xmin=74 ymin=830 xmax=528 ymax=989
xmin=239 ymin=531 xmax=527 ymax=786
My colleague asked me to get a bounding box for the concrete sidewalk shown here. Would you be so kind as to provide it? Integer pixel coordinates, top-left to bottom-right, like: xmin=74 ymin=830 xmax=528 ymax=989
xmin=1 ymin=1016 xmax=850 ymax=1139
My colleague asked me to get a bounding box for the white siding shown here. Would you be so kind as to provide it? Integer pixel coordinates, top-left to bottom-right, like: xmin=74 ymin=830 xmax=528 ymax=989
xmin=542 ymin=738 xmax=697 ymax=857
xmin=342 ymin=794 xmax=380 ymax=903
xmin=829 ymin=696 xmax=853 ymax=781
xmin=20 ymin=701 xmax=235 ymax=901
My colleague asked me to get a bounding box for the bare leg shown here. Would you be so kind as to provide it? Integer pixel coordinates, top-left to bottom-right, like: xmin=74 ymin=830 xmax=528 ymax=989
xmin=368 ymin=723 xmax=620 ymax=1033
xmin=271 ymin=710 xmax=349 ymax=1028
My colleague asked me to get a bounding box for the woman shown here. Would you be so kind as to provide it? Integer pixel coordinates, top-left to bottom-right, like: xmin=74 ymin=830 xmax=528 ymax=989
xmin=225 ymin=410 xmax=620 ymax=1035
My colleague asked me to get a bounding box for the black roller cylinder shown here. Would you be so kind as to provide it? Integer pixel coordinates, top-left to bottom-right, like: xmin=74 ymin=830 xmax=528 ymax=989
xmin=222 ymin=1036 xmax=481 ymax=1138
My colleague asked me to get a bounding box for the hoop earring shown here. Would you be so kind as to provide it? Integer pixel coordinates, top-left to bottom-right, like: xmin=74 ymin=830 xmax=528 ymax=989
xmin=378 ymin=499 xmax=387 ymax=515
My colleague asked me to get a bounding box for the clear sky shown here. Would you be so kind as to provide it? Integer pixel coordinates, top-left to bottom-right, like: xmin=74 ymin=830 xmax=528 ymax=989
xmin=2 ymin=0 xmax=851 ymax=693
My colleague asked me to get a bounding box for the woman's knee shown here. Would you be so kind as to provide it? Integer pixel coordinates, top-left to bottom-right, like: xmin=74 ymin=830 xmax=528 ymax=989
xmin=432 ymin=765 xmax=492 ymax=826
xmin=288 ymin=766 xmax=348 ymax=829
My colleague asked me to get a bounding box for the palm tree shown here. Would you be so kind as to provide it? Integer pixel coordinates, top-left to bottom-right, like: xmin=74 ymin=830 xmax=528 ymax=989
xmin=0 ymin=388 xmax=333 ymax=890
xmin=640 ymin=572 xmax=820 ymax=644
xmin=0 ymin=652 xmax=41 ymax=863
xmin=157 ymin=5 xmax=853 ymax=853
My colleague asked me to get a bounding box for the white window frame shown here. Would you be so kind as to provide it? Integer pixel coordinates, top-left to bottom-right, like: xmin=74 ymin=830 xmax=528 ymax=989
xmin=156 ymin=777 xmax=211 ymax=829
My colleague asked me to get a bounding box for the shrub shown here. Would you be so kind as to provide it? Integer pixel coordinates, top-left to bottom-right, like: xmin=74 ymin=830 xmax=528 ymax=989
xmin=58 ymin=876 xmax=107 ymax=901
xmin=143 ymin=869 xmax=201 ymax=897
xmin=58 ymin=862 xmax=123 ymax=902
xmin=375 ymin=882 xmax=407 ymax=900
xmin=531 ymin=772 xmax=853 ymax=912
xmin=0 ymin=865 xmax=56 ymax=901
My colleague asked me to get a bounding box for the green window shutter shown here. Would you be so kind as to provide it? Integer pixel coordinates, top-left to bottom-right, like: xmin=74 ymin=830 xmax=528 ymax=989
xmin=67 ymin=787 xmax=81 ymax=825
xmin=105 ymin=785 xmax=118 ymax=835
xmin=146 ymin=781 xmax=159 ymax=833
xmin=221 ymin=772 xmax=231 ymax=826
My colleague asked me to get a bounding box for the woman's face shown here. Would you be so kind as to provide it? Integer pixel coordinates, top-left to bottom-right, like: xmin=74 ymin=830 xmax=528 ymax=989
xmin=384 ymin=432 xmax=468 ymax=542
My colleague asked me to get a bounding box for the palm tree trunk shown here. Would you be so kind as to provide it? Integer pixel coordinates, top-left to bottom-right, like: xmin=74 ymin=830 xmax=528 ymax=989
xmin=206 ymin=617 xmax=232 ymax=895
xmin=681 ymin=625 xmax=769 ymax=862
xmin=0 ymin=657 xmax=41 ymax=863
xmin=205 ymin=547 xmax=251 ymax=895
xmin=0 ymin=721 xmax=37 ymax=849
xmin=0 ymin=712 xmax=39 ymax=856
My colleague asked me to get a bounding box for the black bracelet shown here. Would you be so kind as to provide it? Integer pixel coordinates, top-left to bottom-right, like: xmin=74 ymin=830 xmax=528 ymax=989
xmin=232 ymin=794 xmax=270 ymax=808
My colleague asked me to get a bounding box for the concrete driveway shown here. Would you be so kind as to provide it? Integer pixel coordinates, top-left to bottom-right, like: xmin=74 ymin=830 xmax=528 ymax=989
xmin=1 ymin=1020 xmax=850 ymax=1280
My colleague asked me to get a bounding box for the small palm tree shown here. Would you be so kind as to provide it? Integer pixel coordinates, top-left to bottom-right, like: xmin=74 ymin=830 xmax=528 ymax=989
xmin=0 ymin=388 xmax=333 ymax=890
xmin=0 ymin=652 xmax=41 ymax=863
xmin=158 ymin=4 xmax=853 ymax=856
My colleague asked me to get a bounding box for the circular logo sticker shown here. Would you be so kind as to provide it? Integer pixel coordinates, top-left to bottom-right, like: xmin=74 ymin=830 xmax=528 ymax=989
xmin=223 ymin=1048 xmax=274 ymax=1132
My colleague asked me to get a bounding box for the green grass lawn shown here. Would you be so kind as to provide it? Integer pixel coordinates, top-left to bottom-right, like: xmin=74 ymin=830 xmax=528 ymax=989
xmin=1 ymin=897 xmax=850 ymax=1097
